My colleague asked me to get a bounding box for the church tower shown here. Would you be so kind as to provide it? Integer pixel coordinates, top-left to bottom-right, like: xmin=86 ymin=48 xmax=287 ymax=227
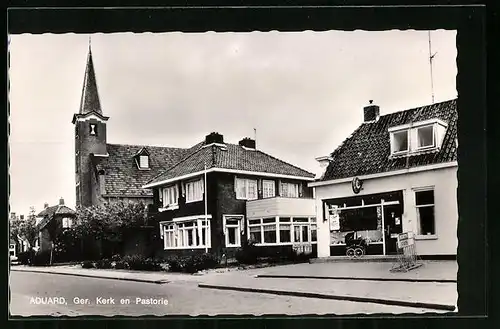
xmin=72 ymin=39 xmax=109 ymax=207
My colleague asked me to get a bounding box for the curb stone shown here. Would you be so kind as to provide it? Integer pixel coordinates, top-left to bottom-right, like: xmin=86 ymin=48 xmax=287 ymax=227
xmin=198 ymin=283 xmax=456 ymax=312
xmin=255 ymin=274 xmax=457 ymax=283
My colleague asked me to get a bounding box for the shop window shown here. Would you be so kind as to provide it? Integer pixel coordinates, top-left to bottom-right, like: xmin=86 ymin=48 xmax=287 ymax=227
xmin=415 ymin=189 xmax=436 ymax=236
xmin=224 ymin=215 xmax=243 ymax=247
xmin=391 ymin=130 xmax=409 ymax=154
xmin=417 ymin=125 xmax=435 ymax=149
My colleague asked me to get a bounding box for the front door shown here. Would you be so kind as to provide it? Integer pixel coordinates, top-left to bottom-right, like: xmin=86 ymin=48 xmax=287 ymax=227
xmin=384 ymin=203 xmax=404 ymax=255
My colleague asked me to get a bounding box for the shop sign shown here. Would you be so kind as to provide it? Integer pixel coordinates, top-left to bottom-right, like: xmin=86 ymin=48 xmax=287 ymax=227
xmin=397 ymin=232 xmax=415 ymax=249
xmin=329 ymin=205 xmax=340 ymax=231
xmin=351 ymin=177 xmax=363 ymax=194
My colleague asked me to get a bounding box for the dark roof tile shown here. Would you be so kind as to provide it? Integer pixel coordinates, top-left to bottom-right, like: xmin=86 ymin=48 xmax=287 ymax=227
xmin=321 ymin=99 xmax=457 ymax=181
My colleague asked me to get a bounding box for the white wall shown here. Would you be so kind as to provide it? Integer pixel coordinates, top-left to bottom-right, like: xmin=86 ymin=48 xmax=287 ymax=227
xmin=247 ymin=197 xmax=316 ymax=219
xmin=314 ymin=166 xmax=458 ymax=257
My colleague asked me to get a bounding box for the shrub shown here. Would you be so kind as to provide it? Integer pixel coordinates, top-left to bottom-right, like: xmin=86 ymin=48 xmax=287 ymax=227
xmin=17 ymin=250 xmax=35 ymax=265
xmin=113 ymin=260 xmax=129 ymax=269
xmin=163 ymin=253 xmax=220 ymax=273
xmin=32 ymin=250 xmax=51 ymax=266
xmin=235 ymin=240 xmax=260 ymax=265
xmin=95 ymin=259 xmax=113 ymax=269
xmin=122 ymin=254 xmax=161 ymax=271
xmin=81 ymin=260 xmax=95 ymax=268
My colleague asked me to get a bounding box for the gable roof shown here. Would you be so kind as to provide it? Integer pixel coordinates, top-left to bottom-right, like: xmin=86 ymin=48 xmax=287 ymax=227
xmin=93 ymin=142 xmax=203 ymax=197
xmin=320 ymin=98 xmax=458 ymax=182
xmin=37 ymin=205 xmax=76 ymax=230
xmin=144 ymin=142 xmax=316 ymax=188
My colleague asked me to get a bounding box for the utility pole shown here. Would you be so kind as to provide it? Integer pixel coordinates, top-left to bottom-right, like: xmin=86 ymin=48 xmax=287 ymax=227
xmin=428 ymin=31 xmax=437 ymax=104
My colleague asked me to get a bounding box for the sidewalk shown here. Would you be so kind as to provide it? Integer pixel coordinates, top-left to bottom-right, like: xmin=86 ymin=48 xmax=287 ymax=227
xmin=10 ymin=265 xmax=202 ymax=284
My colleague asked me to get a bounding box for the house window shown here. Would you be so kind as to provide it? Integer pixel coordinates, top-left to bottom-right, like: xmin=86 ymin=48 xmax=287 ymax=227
xmin=417 ymin=125 xmax=435 ymax=149
xmin=262 ymin=180 xmax=276 ymax=198
xmin=247 ymin=217 xmax=317 ymax=246
xmin=415 ymin=189 xmax=436 ymax=236
xmin=62 ymin=217 xmax=73 ymax=228
xmin=162 ymin=218 xmax=211 ymax=249
xmin=223 ymin=215 xmax=243 ymax=247
xmin=391 ymin=130 xmax=409 ymax=154
xmin=162 ymin=185 xmax=179 ymax=207
xmin=280 ymin=182 xmax=299 ymax=198
xmin=89 ymin=124 xmax=97 ymax=136
xmin=139 ymin=155 xmax=149 ymax=169
xmin=185 ymin=179 xmax=204 ymax=203
xmin=235 ymin=178 xmax=258 ymax=200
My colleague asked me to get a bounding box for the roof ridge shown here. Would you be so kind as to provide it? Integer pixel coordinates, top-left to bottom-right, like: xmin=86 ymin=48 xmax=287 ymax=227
xmin=378 ymin=98 xmax=457 ymax=119
xmin=106 ymin=142 xmax=188 ymax=150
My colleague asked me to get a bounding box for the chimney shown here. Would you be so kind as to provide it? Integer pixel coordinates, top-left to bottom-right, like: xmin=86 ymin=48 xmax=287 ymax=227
xmin=59 ymin=197 xmax=65 ymax=206
xmin=239 ymin=137 xmax=256 ymax=149
xmin=363 ymin=100 xmax=380 ymax=122
xmin=44 ymin=202 xmax=49 ymax=209
xmin=20 ymin=215 xmax=25 ymax=220
xmin=205 ymin=132 xmax=224 ymax=145
xmin=315 ymin=156 xmax=332 ymax=179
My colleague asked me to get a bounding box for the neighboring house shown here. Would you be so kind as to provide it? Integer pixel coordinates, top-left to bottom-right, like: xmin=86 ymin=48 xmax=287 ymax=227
xmin=142 ymin=132 xmax=317 ymax=258
xmin=35 ymin=198 xmax=76 ymax=252
xmin=309 ymin=99 xmax=458 ymax=259
xmin=9 ymin=213 xmax=29 ymax=255
xmin=9 ymin=239 xmax=17 ymax=261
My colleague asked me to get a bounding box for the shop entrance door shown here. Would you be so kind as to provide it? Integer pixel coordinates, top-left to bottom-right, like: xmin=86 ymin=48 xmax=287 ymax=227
xmin=383 ymin=203 xmax=404 ymax=255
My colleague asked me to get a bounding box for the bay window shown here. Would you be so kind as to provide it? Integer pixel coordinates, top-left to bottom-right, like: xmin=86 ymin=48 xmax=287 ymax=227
xmin=247 ymin=216 xmax=317 ymax=245
xmin=161 ymin=217 xmax=211 ymax=249
xmin=262 ymin=180 xmax=276 ymax=198
xmin=185 ymin=179 xmax=204 ymax=203
xmin=280 ymin=182 xmax=299 ymax=198
xmin=235 ymin=177 xmax=258 ymax=200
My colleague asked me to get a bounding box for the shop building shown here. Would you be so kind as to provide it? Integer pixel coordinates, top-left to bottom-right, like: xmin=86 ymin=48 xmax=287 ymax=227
xmin=309 ymin=99 xmax=458 ymax=258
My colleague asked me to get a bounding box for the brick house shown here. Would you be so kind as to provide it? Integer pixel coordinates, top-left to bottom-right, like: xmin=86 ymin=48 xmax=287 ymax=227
xmin=142 ymin=132 xmax=317 ymax=258
xmin=73 ymin=43 xmax=316 ymax=257
xmin=35 ymin=198 xmax=76 ymax=252
xmin=310 ymin=99 xmax=458 ymax=258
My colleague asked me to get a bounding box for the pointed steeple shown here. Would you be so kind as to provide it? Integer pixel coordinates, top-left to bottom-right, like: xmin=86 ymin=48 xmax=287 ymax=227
xmin=79 ymin=37 xmax=102 ymax=115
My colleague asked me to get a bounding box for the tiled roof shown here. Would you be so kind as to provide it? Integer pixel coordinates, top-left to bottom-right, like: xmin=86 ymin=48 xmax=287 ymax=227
xmin=94 ymin=142 xmax=203 ymax=197
xmin=37 ymin=205 xmax=76 ymax=230
xmin=320 ymin=98 xmax=458 ymax=181
xmin=145 ymin=143 xmax=316 ymax=186
xmin=79 ymin=47 xmax=102 ymax=115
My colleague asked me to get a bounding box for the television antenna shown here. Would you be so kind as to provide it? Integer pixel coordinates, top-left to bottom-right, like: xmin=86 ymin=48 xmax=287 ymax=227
xmin=428 ymin=31 xmax=437 ymax=104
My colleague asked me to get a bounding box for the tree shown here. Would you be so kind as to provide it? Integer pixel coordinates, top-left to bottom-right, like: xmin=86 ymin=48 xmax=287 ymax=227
xmin=10 ymin=207 xmax=39 ymax=250
xmin=72 ymin=201 xmax=148 ymax=258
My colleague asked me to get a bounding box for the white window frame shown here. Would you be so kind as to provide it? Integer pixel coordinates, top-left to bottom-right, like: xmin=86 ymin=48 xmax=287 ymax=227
xmin=223 ymin=215 xmax=244 ymax=247
xmin=185 ymin=179 xmax=204 ymax=203
xmin=262 ymin=180 xmax=276 ymax=199
xmin=279 ymin=181 xmax=299 ymax=198
xmin=416 ymin=124 xmax=436 ymax=150
xmin=62 ymin=217 xmax=73 ymax=228
xmin=161 ymin=217 xmax=211 ymax=250
xmin=161 ymin=185 xmax=179 ymax=208
xmin=235 ymin=177 xmax=258 ymax=200
xmin=414 ymin=187 xmax=437 ymax=238
xmin=390 ymin=129 xmax=409 ymax=155
xmin=139 ymin=155 xmax=149 ymax=169
xmin=247 ymin=216 xmax=317 ymax=246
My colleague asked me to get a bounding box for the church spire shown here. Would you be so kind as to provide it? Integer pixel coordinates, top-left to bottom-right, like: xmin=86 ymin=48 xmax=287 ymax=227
xmin=79 ymin=37 xmax=102 ymax=115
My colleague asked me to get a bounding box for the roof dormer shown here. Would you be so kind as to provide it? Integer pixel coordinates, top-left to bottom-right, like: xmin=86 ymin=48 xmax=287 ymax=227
xmin=388 ymin=118 xmax=448 ymax=157
xmin=134 ymin=147 xmax=151 ymax=170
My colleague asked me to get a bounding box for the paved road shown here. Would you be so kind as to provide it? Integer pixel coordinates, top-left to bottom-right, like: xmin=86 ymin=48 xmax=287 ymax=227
xmin=10 ymin=271 xmax=437 ymax=316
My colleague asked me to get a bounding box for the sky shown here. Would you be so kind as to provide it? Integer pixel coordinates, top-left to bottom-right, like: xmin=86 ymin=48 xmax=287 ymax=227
xmin=8 ymin=30 xmax=457 ymax=216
